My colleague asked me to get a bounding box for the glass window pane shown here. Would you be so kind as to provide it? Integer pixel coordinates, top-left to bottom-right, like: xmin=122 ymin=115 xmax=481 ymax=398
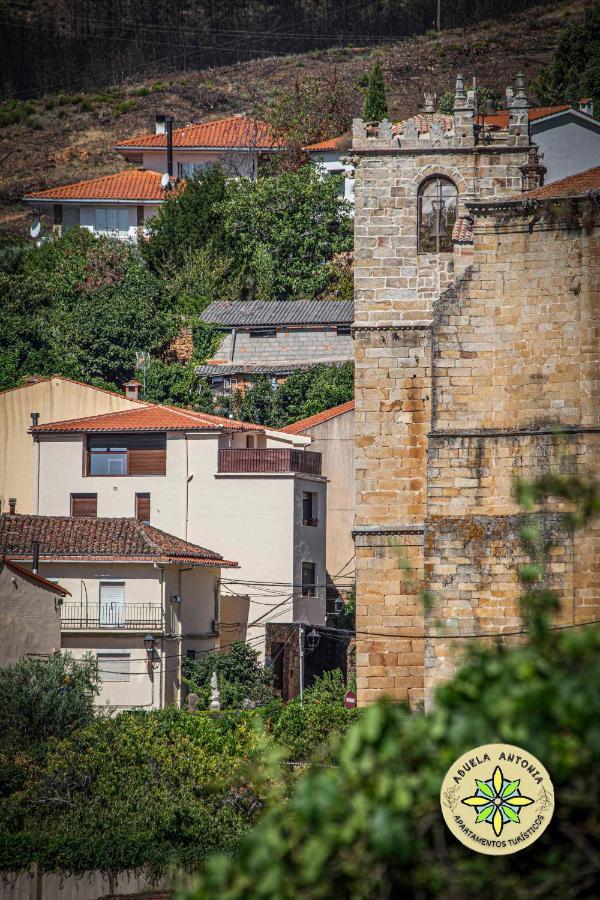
xmin=106 ymin=208 xmax=117 ymax=232
xmin=95 ymin=208 xmax=107 ymax=231
xmin=118 ymin=209 xmax=129 ymax=232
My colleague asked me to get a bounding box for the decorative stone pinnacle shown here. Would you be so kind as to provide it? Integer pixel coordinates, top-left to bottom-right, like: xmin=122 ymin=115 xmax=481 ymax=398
xmin=454 ymin=73 xmax=467 ymax=109
xmin=421 ymin=92 xmax=435 ymax=114
xmin=515 ymin=72 xmax=526 ymax=100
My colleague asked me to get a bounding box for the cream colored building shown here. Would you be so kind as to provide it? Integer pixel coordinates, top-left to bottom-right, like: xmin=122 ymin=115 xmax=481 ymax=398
xmin=31 ymin=403 xmax=327 ymax=655
xmin=0 ymin=514 xmax=236 ymax=709
xmin=0 ymin=558 xmax=67 ymax=666
xmin=283 ymin=400 xmax=355 ymax=596
xmin=0 ymin=375 xmax=144 ymax=516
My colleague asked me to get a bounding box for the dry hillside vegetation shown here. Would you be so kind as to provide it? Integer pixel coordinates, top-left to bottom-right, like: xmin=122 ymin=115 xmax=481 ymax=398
xmin=0 ymin=0 xmax=586 ymax=235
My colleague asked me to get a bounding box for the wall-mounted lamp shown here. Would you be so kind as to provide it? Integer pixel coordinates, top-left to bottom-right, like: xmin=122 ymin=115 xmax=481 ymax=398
xmin=144 ymin=633 xmax=159 ymax=669
xmin=306 ymin=628 xmax=321 ymax=652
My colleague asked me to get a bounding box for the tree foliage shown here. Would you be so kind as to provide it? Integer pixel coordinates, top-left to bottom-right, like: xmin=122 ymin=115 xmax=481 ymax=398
xmin=362 ymin=61 xmax=388 ymax=122
xmin=182 ymin=642 xmax=274 ymax=710
xmin=187 ymin=475 xmax=600 ymax=899
xmin=533 ymin=2 xmax=600 ymax=111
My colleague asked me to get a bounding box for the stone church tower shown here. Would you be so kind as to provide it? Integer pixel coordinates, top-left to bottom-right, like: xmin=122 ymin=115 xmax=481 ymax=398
xmin=351 ymin=75 xmax=599 ymax=706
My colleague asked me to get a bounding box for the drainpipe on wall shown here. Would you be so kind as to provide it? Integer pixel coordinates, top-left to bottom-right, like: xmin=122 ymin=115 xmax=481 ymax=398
xmin=33 ymin=435 xmax=40 ymax=515
xmin=165 ymin=115 xmax=174 ymax=179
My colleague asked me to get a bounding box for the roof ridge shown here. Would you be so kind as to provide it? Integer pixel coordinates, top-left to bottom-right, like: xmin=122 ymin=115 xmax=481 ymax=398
xmin=282 ymin=399 xmax=355 ymax=433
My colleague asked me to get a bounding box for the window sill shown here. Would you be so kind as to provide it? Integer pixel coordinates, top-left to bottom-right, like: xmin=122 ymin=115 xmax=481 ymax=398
xmin=301 ymin=519 xmax=319 ymax=527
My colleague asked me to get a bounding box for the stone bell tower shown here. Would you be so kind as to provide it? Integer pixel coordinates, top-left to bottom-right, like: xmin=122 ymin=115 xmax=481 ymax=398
xmin=352 ymin=74 xmax=539 ymax=706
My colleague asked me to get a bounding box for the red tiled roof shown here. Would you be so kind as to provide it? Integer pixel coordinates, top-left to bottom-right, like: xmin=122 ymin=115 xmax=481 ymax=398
xmin=25 ymin=169 xmax=166 ymax=203
xmin=0 ymin=516 xmax=237 ymax=567
xmin=282 ymin=400 xmax=355 ymax=434
xmin=393 ymin=113 xmax=454 ymax=135
xmin=305 ymin=137 xmax=343 ymax=151
xmin=482 ymin=104 xmax=570 ymax=128
xmin=116 ymin=116 xmax=282 ymax=151
xmin=452 ymin=217 xmax=474 ymax=243
xmin=31 ymin=404 xmax=263 ymax=434
xmin=524 ymin=165 xmax=600 ymax=200
xmin=2 ymin=557 xmax=70 ymax=595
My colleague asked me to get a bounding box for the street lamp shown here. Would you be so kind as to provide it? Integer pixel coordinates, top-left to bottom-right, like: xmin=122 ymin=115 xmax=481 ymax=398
xmin=144 ymin=633 xmax=158 ymax=669
xmin=306 ymin=628 xmax=321 ymax=652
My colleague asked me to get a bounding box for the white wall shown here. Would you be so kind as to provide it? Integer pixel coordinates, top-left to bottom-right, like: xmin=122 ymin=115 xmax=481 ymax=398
xmin=142 ymin=148 xmax=257 ymax=179
xmin=533 ymin=115 xmax=600 ymax=184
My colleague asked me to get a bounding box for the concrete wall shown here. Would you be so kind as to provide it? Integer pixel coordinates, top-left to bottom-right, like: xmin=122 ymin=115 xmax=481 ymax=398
xmin=0 ymin=563 xmax=61 ymax=665
xmin=296 ymin=409 xmax=355 ymax=592
xmin=0 ymin=376 xmax=143 ymax=515
xmin=216 ymin=327 xmax=353 ymax=366
xmin=533 ymin=114 xmax=600 ymax=184
xmin=1 ymin=867 xmax=169 ymax=900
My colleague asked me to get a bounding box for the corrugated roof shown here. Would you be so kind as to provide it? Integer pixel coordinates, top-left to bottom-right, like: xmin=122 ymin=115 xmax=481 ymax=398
xmin=116 ymin=116 xmax=282 ymax=150
xmin=25 ymin=169 xmax=166 ymax=202
xmin=524 ymin=165 xmax=600 ymax=200
xmin=282 ymin=400 xmax=355 ymax=433
xmin=196 ymin=361 xmax=351 ymax=377
xmin=31 ymin=404 xmax=263 ymax=434
xmin=0 ymin=516 xmax=237 ymax=567
xmin=200 ymin=300 xmax=354 ymax=327
xmin=2 ymin=557 xmax=70 ymax=595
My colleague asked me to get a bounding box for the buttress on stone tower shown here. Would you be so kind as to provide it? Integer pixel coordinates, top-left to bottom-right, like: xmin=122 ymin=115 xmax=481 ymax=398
xmin=351 ymin=75 xmax=600 ymax=707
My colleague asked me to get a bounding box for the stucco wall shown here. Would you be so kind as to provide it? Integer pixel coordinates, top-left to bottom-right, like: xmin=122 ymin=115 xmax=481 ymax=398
xmin=142 ymin=148 xmax=257 ymax=178
xmin=297 ymin=410 xmax=355 ymax=592
xmin=533 ymin=115 xmax=600 ymax=184
xmin=0 ymin=377 xmax=142 ymax=515
xmin=0 ymin=564 xmax=62 ymax=665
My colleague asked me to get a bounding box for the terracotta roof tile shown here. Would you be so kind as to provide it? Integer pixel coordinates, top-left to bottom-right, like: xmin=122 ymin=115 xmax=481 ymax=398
xmin=25 ymin=169 xmax=166 ymax=202
xmin=305 ymin=137 xmax=344 ymax=151
xmin=31 ymin=404 xmax=263 ymax=434
xmin=452 ymin=217 xmax=474 ymax=243
xmin=482 ymin=104 xmax=570 ymax=128
xmin=116 ymin=116 xmax=281 ymax=151
xmin=2 ymin=557 xmax=70 ymax=595
xmin=0 ymin=374 xmax=144 ymax=402
xmin=525 ymin=165 xmax=600 ymax=200
xmin=282 ymin=400 xmax=355 ymax=434
xmin=393 ymin=113 xmax=454 ymax=136
xmin=0 ymin=516 xmax=237 ymax=567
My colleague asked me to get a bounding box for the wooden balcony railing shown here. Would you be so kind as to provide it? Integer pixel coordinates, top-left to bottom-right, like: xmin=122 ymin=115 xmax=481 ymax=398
xmin=218 ymin=448 xmax=322 ymax=476
xmin=60 ymin=602 xmax=164 ymax=631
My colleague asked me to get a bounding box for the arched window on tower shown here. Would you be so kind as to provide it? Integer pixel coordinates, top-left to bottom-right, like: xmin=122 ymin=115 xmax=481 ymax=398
xmin=417 ymin=177 xmax=458 ymax=254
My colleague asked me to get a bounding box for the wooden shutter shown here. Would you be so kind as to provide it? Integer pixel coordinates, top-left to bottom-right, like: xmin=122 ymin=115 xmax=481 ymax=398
xmin=128 ymin=434 xmax=166 ymax=476
xmin=71 ymin=493 xmax=97 ymax=517
xmin=135 ymin=493 xmax=151 ymax=522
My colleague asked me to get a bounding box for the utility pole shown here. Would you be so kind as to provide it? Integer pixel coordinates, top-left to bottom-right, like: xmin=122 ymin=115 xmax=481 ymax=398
xmin=298 ymin=622 xmax=305 ymax=707
xmin=437 ymin=0 xmax=441 ymax=32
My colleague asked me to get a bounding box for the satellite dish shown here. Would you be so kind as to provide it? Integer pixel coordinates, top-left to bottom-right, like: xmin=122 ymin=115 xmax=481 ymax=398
xmin=30 ymin=219 xmax=41 ymax=239
xmin=160 ymin=172 xmax=171 ymax=189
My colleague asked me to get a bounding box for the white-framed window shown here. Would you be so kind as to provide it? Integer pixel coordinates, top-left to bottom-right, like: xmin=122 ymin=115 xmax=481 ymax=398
xmin=97 ymin=649 xmax=131 ymax=682
xmin=94 ymin=207 xmax=130 ymax=235
xmin=177 ymin=161 xmax=213 ymax=179
xmin=99 ymin=581 xmax=126 ymax=627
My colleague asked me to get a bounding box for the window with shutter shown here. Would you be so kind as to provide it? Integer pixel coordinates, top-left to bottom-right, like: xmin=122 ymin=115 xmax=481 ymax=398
xmin=99 ymin=582 xmax=126 ymax=627
xmin=71 ymin=493 xmax=97 ymax=517
xmin=97 ymin=650 xmax=130 ymax=682
xmin=135 ymin=493 xmax=151 ymax=523
xmin=128 ymin=434 xmax=166 ymax=476
xmin=86 ymin=434 xmax=166 ymax=476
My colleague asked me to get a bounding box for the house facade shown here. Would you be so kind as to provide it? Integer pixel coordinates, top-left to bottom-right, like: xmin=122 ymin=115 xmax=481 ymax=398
xmin=0 ymin=557 xmax=67 ymax=666
xmin=352 ymin=74 xmax=600 ymax=707
xmin=24 ymin=115 xmax=351 ymax=240
xmin=30 ymin=404 xmax=327 ymax=655
xmin=197 ymin=299 xmax=354 ymax=394
xmin=283 ymin=400 xmax=355 ymax=598
xmin=0 ymin=514 xmax=236 ymax=709
xmin=0 ymin=375 xmax=145 ymax=516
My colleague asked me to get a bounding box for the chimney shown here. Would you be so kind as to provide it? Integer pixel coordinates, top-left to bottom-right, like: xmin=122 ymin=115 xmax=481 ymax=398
xmin=579 ymin=98 xmax=594 ymax=117
xmin=32 ymin=540 xmax=40 ymax=575
xmin=8 ymin=498 xmax=16 ymax=515
xmin=31 ymin=412 xmax=39 ymax=427
xmin=155 ymin=114 xmax=166 ymax=135
xmin=165 ymin=115 xmax=174 ymax=179
xmin=123 ymin=379 xmax=142 ymax=402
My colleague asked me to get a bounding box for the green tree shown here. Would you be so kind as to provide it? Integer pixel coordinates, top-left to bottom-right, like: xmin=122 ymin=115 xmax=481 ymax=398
xmin=141 ymin=166 xmax=228 ymax=275
xmin=234 ymin=376 xmax=276 ymax=426
xmin=272 ymin=363 xmax=354 ymax=427
xmin=362 ymin=61 xmax=388 ymax=122
xmin=143 ymin=358 xmax=197 ymax=406
xmin=0 ymin=653 xmax=99 ymax=751
xmin=533 ymin=2 xmax=600 ymax=111
xmin=187 ymin=475 xmax=600 ymax=899
xmin=182 ymin=642 xmax=273 ymax=710
xmin=222 ymin=166 xmax=352 ymax=301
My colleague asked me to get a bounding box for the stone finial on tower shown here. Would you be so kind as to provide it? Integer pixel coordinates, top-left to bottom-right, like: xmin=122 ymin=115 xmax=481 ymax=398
xmin=507 ymin=72 xmax=530 ymax=147
xmin=453 ymin=73 xmax=475 ymax=147
xmin=421 ymin=92 xmax=435 ymax=114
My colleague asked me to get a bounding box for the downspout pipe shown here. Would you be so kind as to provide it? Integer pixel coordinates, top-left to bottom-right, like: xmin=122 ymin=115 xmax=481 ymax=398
xmin=165 ymin=115 xmax=174 ymax=179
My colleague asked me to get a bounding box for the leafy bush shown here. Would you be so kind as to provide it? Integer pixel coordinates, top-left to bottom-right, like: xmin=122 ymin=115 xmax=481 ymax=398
xmin=0 ymin=99 xmax=36 ymax=128
xmin=0 ymin=653 xmax=99 ymax=752
xmin=183 ymin=642 xmax=273 ymax=710
xmin=533 ymin=2 xmax=600 ymax=110
xmin=0 ymin=708 xmax=267 ymax=875
xmin=362 ymin=61 xmax=388 ymax=121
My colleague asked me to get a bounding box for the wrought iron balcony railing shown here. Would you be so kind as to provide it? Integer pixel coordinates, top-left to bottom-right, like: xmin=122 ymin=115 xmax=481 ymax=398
xmin=218 ymin=448 xmax=322 ymax=476
xmin=60 ymin=601 xmax=164 ymax=631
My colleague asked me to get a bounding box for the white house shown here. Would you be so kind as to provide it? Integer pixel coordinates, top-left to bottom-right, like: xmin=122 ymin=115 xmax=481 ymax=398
xmin=0 ymin=513 xmax=237 ymax=710
xmin=30 ymin=404 xmax=327 ymax=659
xmin=23 ymin=115 xmax=353 ymax=240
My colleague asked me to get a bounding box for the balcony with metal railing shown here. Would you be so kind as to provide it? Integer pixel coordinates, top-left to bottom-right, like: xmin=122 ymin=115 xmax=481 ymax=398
xmin=60 ymin=601 xmax=164 ymax=631
xmin=217 ymin=448 xmax=322 ymax=476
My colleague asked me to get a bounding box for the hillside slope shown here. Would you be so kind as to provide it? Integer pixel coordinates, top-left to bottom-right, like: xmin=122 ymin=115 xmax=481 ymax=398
xmin=0 ymin=0 xmax=585 ymax=236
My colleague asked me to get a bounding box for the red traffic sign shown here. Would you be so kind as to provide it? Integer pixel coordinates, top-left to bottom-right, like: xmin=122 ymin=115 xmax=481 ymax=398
xmin=344 ymin=690 xmax=357 ymax=709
